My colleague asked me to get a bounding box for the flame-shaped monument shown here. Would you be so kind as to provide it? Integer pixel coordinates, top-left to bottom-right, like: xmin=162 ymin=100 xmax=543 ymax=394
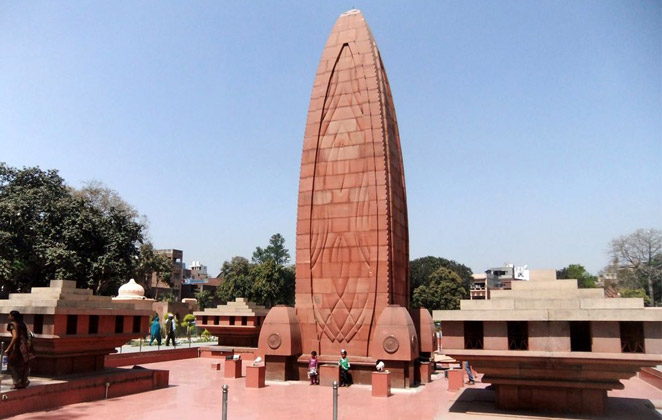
xmin=258 ymin=9 xmax=434 ymax=388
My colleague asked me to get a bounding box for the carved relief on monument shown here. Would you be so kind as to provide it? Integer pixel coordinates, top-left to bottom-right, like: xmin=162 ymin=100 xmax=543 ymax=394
xmin=294 ymin=9 xmax=410 ymax=357
xmin=308 ymin=42 xmax=378 ymax=345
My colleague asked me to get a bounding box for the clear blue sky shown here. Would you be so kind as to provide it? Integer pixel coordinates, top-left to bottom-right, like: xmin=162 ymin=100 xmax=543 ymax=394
xmin=1 ymin=1 xmax=660 ymax=276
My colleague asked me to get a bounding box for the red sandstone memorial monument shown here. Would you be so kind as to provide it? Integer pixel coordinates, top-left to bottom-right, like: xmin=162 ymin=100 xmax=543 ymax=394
xmin=258 ymin=9 xmax=434 ymax=388
xmin=0 ymin=280 xmax=153 ymax=375
xmin=0 ymin=280 xmax=169 ymax=417
xmin=194 ymin=298 xmax=269 ymax=347
xmin=434 ymin=271 xmax=662 ymax=415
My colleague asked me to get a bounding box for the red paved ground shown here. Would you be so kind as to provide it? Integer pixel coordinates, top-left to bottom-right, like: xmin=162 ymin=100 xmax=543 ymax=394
xmin=4 ymin=358 xmax=661 ymax=420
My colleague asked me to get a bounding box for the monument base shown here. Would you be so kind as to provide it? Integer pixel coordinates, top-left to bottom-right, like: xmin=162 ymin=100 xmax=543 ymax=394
xmin=294 ymin=355 xmax=416 ymax=388
xmin=446 ymin=349 xmax=662 ymax=416
xmin=264 ymin=355 xmax=300 ymax=381
xmin=0 ymin=367 xmax=168 ymax=418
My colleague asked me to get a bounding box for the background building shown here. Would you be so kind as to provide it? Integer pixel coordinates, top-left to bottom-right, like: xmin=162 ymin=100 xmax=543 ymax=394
xmin=471 ymin=264 xmax=531 ymax=300
xmin=149 ymin=249 xmax=184 ymax=300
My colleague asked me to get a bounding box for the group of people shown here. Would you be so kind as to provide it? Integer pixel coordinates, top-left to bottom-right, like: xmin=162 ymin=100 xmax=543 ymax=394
xmin=148 ymin=313 xmax=178 ymax=347
xmin=307 ymin=349 xmax=476 ymax=387
xmin=307 ymin=349 xmax=352 ymax=386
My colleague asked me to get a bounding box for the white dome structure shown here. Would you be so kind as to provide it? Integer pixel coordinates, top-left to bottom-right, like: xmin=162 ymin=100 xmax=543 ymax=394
xmin=115 ymin=278 xmax=146 ymax=300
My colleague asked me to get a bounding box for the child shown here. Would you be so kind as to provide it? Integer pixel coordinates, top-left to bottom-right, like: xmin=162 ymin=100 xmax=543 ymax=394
xmin=339 ymin=349 xmax=351 ymax=386
xmin=308 ymin=351 xmax=319 ymax=385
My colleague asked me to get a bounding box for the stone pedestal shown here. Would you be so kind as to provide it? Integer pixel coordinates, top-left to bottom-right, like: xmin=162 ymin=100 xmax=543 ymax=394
xmin=320 ymin=364 xmax=340 ymax=386
xmin=435 ymin=274 xmax=662 ymax=415
xmin=246 ymin=365 xmax=266 ymax=388
xmin=211 ymin=362 xmax=221 ymax=370
xmin=447 ymin=369 xmax=463 ymax=391
xmin=418 ymin=361 xmax=432 ymax=384
xmin=372 ymin=371 xmax=391 ymax=397
xmin=224 ymin=359 xmax=242 ymax=378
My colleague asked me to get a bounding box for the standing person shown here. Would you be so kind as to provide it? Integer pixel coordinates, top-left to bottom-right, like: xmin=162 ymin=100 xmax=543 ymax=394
xmin=308 ymin=351 xmax=319 ymax=385
xmin=464 ymin=361 xmax=475 ymax=385
xmin=4 ymin=310 xmax=32 ymax=389
xmin=339 ymin=349 xmax=351 ymax=387
xmin=165 ymin=314 xmax=177 ymax=347
xmin=149 ymin=314 xmax=162 ymax=346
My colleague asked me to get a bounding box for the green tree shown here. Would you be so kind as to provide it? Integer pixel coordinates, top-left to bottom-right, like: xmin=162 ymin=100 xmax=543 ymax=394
xmin=181 ymin=313 xmax=197 ymax=338
xmin=0 ymin=163 xmax=72 ymax=293
xmin=194 ymin=289 xmax=214 ymax=310
xmin=411 ymin=267 xmax=467 ymax=310
xmin=216 ymin=235 xmax=295 ymax=308
xmin=619 ymin=288 xmax=653 ymax=307
xmin=133 ymin=242 xmax=172 ymax=298
xmin=71 ymin=180 xmax=141 ymax=220
xmin=410 ymin=256 xmax=473 ymax=295
xmin=215 ymin=256 xmax=253 ymax=304
xmin=252 ymin=233 xmax=290 ymax=265
xmin=250 ymin=259 xmax=295 ymax=308
xmin=0 ymin=164 xmax=145 ymax=295
xmin=556 ymin=264 xmax=597 ymax=288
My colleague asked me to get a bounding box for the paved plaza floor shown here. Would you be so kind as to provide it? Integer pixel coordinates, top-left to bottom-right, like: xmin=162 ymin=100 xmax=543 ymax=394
xmin=2 ymin=356 xmax=661 ymax=420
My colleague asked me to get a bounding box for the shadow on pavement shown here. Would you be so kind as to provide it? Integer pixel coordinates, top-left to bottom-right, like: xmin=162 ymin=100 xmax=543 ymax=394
xmin=449 ymin=388 xmax=661 ymax=420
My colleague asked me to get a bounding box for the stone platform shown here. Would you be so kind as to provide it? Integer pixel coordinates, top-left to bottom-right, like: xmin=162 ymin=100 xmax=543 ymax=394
xmin=0 ymin=367 xmax=168 ymax=418
xmin=434 ymin=273 xmax=662 ymax=416
xmin=2 ymin=358 xmax=660 ymax=420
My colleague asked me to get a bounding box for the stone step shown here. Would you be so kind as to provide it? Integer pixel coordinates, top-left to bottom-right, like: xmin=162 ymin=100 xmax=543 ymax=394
xmin=511 ymin=279 xmax=578 ymax=291
xmin=580 ymin=298 xmax=644 ymax=309
xmin=490 ymin=288 xmax=604 ymax=300
xmin=460 ymin=299 xmax=515 ymax=310
xmin=455 ymin=297 xmax=645 ymax=312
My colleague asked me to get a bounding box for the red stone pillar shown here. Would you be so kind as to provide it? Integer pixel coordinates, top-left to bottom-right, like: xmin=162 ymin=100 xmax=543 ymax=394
xmin=371 ymin=372 xmax=391 ymax=397
xmin=246 ymin=365 xmax=266 ymax=388
xmin=224 ymin=359 xmax=242 ymax=378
